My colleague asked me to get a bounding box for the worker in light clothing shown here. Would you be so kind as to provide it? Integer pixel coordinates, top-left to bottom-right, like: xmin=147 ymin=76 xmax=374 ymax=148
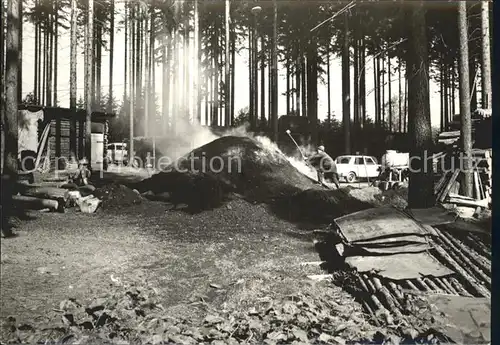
xmin=307 ymin=145 xmax=340 ymax=188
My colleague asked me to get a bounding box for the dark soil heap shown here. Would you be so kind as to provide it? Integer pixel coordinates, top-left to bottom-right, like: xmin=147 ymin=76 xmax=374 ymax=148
xmin=93 ymin=183 xmax=143 ymax=209
xmin=271 ymin=188 xmax=373 ymax=225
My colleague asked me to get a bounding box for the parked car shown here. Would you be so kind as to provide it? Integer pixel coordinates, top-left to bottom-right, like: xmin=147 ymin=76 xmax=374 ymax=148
xmin=106 ymin=142 xmax=128 ymax=165
xmin=334 ymin=155 xmax=381 ymax=183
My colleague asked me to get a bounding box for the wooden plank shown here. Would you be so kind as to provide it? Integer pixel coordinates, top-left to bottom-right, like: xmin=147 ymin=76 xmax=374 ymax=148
xmin=438 ymin=169 xmax=460 ymax=202
xmin=473 ymin=171 xmax=481 ymax=200
xmin=446 ymin=197 xmax=488 ymax=208
xmin=434 ymin=171 xmax=450 ymax=194
xmin=406 ymin=207 xmax=457 ymax=226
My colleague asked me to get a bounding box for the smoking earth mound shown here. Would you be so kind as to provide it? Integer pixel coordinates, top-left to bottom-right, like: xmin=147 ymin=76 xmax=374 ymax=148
xmin=173 ymin=136 xmax=322 ymax=202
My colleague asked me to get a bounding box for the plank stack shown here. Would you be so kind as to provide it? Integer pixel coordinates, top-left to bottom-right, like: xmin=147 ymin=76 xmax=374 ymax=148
xmin=434 ymin=148 xmax=491 ymax=210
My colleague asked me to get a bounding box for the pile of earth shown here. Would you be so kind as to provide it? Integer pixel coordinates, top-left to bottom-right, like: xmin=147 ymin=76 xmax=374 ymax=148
xmin=271 ymin=188 xmax=374 ymax=225
xmin=346 ymin=185 xmax=409 ymax=209
xmin=134 ymin=170 xmax=233 ymax=213
xmin=135 ymin=136 xmax=323 ymax=206
xmin=93 ymin=183 xmax=143 ymax=209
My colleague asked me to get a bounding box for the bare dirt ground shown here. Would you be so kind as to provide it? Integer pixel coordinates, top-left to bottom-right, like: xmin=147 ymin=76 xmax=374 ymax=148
xmin=2 ymin=195 xmax=395 ymax=344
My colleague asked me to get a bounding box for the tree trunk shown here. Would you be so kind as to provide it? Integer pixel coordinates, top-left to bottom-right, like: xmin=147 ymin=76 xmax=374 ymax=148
xmin=17 ymin=0 xmax=22 ymax=101
xmin=108 ymin=0 xmax=114 ymax=113
xmin=260 ymin=35 xmax=265 ymax=126
xmin=124 ymin=2 xmax=127 ymax=102
xmin=37 ymin=21 xmax=42 ymax=102
xmin=327 ymin=50 xmax=331 ymax=126
xmin=286 ymin=57 xmax=290 ymax=116
xmin=69 ymin=0 xmax=77 ymax=159
xmin=398 ymin=58 xmax=402 ymax=132
xmin=387 ymin=54 xmax=392 ymax=132
xmin=440 ymin=61 xmax=444 ymax=132
xmin=374 ymin=56 xmax=379 ymax=128
xmin=33 ymin=0 xmax=38 ymax=102
xmin=404 ymin=74 xmax=408 ymax=132
xmin=85 ymin=0 xmax=94 ymax=166
xmin=224 ymin=0 xmax=230 ymax=126
xmin=252 ymin=20 xmax=258 ymax=129
xmin=353 ymin=37 xmax=359 ymax=132
xmin=129 ymin=5 xmax=135 ymax=157
xmin=144 ymin=12 xmax=150 ymax=136
xmin=360 ymin=37 xmax=366 ymax=130
xmin=342 ymin=12 xmax=351 ymax=154
xmin=42 ymin=28 xmax=46 ymax=105
xmin=295 ymin=57 xmax=301 ymax=116
xmin=162 ymin=34 xmax=170 ymax=134
xmin=96 ymin=26 xmax=102 ymax=108
xmin=306 ymin=42 xmax=318 ymax=145
xmin=194 ymin=0 xmax=201 ymax=123
xmin=406 ymin=0 xmax=434 ymax=208
xmin=480 ymin=1 xmax=491 ymax=109
xmin=271 ymin=0 xmax=278 ymax=143
xmin=458 ymin=1 xmax=473 ymax=198
xmin=53 ymin=0 xmax=58 ymax=106
xmin=46 ymin=13 xmax=52 ymax=106
xmin=301 ymin=55 xmax=307 ymax=118
xmin=451 ymin=62 xmax=456 ymax=117
xmin=0 ymin=0 xmax=4 ymax=171
xmin=230 ymin=27 xmax=235 ymax=125
xmin=4 ymin=0 xmax=20 ymax=176
xmin=183 ymin=9 xmax=189 ymax=122
xmin=381 ymin=55 xmax=385 ymax=128
xmin=444 ymin=63 xmax=449 ymax=130
xmin=249 ymin=27 xmax=253 ymax=126
xmin=135 ymin=12 xmax=141 ymax=115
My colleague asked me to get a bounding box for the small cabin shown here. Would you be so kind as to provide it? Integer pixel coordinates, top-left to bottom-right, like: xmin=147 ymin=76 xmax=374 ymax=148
xmin=18 ymin=105 xmax=115 ymax=171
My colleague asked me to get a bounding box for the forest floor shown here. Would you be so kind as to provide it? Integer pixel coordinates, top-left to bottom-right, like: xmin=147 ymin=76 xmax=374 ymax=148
xmin=0 ymin=182 xmax=412 ymax=344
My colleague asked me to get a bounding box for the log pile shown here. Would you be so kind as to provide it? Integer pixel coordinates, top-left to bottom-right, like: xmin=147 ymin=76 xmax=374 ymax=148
xmin=14 ymin=180 xmax=101 ymax=214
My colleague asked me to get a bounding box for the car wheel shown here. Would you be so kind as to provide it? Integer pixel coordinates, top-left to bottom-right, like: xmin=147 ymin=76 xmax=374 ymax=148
xmin=346 ymin=171 xmax=357 ymax=183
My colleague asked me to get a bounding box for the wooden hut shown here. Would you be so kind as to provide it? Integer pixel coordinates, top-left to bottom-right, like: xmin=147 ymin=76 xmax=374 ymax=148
xmin=18 ymin=105 xmax=115 ymax=171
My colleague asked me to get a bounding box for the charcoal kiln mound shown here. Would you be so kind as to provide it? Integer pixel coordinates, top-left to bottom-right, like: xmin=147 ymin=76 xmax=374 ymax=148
xmin=93 ymin=183 xmax=143 ymax=209
xmin=136 ymin=136 xmax=322 ymax=206
xmin=175 ymin=136 xmax=321 ymax=201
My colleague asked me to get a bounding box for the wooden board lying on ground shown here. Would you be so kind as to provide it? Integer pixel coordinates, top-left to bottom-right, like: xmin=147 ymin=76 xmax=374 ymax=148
xmin=334 ymin=207 xmax=430 ymax=243
xmin=344 ymin=252 xmax=455 ymax=280
xmin=358 ymin=243 xmax=430 ymax=255
xmin=413 ymin=294 xmax=491 ymax=344
xmin=405 ymin=207 xmax=457 ymax=226
xmin=353 ymin=234 xmax=429 ymax=246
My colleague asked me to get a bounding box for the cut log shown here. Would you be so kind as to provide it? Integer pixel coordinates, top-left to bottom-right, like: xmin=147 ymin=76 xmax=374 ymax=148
xmin=431 ymin=244 xmax=490 ymax=298
xmin=12 ymin=195 xmax=61 ymax=212
xmin=18 ymin=186 xmax=69 ymax=202
xmin=435 ymin=231 xmax=491 ymax=285
xmin=448 ymin=277 xmax=474 ymax=297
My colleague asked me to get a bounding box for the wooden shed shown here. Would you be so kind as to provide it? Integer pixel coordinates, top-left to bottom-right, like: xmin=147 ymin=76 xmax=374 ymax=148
xmin=18 ymin=105 xmax=115 ymax=171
